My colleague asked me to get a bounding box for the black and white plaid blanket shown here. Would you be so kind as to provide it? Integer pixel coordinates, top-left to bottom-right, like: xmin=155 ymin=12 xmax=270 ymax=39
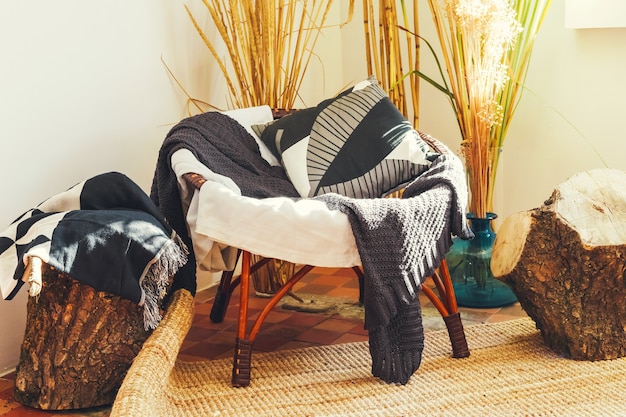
xmin=0 ymin=172 xmax=188 ymax=330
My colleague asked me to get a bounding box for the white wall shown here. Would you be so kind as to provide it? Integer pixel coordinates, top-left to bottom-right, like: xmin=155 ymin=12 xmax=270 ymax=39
xmin=1 ymin=0 xmax=625 ymax=374
xmin=499 ymin=1 xmax=626 ymax=221
xmin=0 ymin=0 xmax=197 ymax=375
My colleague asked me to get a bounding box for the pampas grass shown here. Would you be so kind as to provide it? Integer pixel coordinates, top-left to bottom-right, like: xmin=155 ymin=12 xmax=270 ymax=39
xmin=427 ymin=0 xmax=552 ymax=217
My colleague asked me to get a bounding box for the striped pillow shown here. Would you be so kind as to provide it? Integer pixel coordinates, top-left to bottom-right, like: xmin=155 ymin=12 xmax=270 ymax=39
xmin=257 ymin=78 xmax=439 ymax=198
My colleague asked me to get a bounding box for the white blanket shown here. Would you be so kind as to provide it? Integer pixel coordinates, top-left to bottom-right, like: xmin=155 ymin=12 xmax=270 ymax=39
xmin=170 ymin=106 xmax=360 ymax=273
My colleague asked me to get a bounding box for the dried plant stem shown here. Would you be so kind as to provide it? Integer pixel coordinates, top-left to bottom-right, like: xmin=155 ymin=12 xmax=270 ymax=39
xmin=487 ymin=0 xmax=552 ymax=211
xmin=363 ymin=0 xmax=420 ymax=126
xmin=187 ymin=0 xmax=353 ymax=110
xmin=427 ymin=0 xmax=550 ymax=217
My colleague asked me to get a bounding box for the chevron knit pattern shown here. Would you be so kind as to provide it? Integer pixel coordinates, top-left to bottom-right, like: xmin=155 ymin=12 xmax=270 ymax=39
xmin=320 ymin=151 xmax=472 ymax=384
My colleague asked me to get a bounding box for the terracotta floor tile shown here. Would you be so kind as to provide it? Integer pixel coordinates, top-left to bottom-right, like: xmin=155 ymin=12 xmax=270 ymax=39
xmin=0 ymin=402 xmax=18 ymax=416
xmin=295 ymin=283 xmax=336 ymax=295
xmin=310 ymin=273 xmax=354 ymax=287
xmin=341 ymin=279 xmax=361 ymax=289
xmin=325 ymin=286 xmax=360 ymax=299
xmin=193 ymin=289 xmax=216 ymax=304
xmin=275 ymin=340 xmax=318 ymax=351
xmin=261 ymin=310 xmax=294 ymax=324
xmin=0 ymin=382 xmax=13 ymax=399
xmin=278 ymin=312 xmax=328 ymax=328
xmin=258 ymin=323 xmax=307 ymax=340
xmin=310 ymin=267 xmax=340 ymax=275
xmin=192 ymin=312 xmax=209 ymax=323
xmin=179 ymin=339 xmax=198 ymax=352
xmin=5 ymin=406 xmax=58 ymax=416
xmin=499 ymin=302 xmax=526 ymax=316
xmin=315 ymin=267 xmax=358 ymax=278
xmin=195 ymin=310 xmax=234 ymax=328
xmin=314 ymin=318 xmax=363 ymax=333
xmin=185 ymin=327 xmax=219 ymax=342
xmin=246 ymin=295 xmax=274 ymax=309
xmin=296 ymin=328 xmax=343 ymax=345
xmin=347 ymin=322 xmax=368 ymax=336
xmin=254 ymin=331 xmax=303 ymax=352
xmin=181 ymin=342 xmax=232 ymax=360
xmin=191 ymin=315 xmax=219 ymax=329
xmin=193 ymin=302 xmax=214 ymax=315
xmin=0 ymin=386 xmax=19 ymax=415
xmin=206 ymin=330 xmax=238 ymax=345
xmin=291 ymin=281 xmax=309 ymax=292
xmin=212 ymin=350 xmax=234 ymax=360
xmin=485 ymin=313 xmax=526 ymax=323
xmin=331 ymin=332 xmax=369 ymax=345
xmin=418 ymin=295 xmax=434 ymax=309
xmin=177 ymin=353 xmax=209 ymax=362
xmin=455 ymin=309 xmax=495 ymax=324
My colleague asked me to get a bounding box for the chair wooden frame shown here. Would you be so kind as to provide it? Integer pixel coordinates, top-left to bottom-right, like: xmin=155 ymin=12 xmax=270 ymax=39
xmin=182 ymin=172 xmax=470 ymax=387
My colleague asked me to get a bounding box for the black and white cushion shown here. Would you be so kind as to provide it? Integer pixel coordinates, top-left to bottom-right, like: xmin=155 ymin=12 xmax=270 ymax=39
xmin=256 ymin=78 xmax=439 ymax=198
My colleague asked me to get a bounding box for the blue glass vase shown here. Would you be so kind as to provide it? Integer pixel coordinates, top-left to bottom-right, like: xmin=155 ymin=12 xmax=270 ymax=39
xmin=446 ymin=213 xmax=517 ymax=308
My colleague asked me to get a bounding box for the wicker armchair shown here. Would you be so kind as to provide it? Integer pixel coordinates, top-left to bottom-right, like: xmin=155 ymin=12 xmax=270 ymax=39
xmin=180 ymin=129 xmax=470 ymax=388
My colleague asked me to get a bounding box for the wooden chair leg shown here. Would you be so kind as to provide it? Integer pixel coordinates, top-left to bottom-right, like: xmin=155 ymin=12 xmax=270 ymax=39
xmin=232 ymin=251 xmax=252 ymax=387
xmin=443 ymin=312 xmax=469 ymax=358
xmin=231 ymin=251 xmax=315 ymax=387
xmin=210 ymin=251 xmax=274 ymax=323
xmin=210 ymin=269 xmax=236 ymax=323
xmin=422 ymin=259 xmax=470 ymax=358
xmin=353 ymin=260 xmax=469 ymax=359
xmin=231 ymin=256 xmax=469 ymax=387
xmin=351 ymin=266 xmax=365 ymax=305
xmin=232 ymin=338 xmax=253 ymax=387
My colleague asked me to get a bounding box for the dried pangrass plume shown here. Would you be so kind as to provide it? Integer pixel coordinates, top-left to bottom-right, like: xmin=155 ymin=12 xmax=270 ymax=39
xmin=428 ymin=0 xmax=551 ymax=217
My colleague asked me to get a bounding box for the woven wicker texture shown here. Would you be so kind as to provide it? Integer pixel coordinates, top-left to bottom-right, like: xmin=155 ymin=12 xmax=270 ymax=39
xmin=111 ymin=290 xmax=626 ymax=417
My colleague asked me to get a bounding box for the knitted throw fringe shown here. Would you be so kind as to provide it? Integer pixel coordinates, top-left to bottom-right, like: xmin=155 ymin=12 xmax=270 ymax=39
xmin=140 ymin=234 xmax=188 ymax=330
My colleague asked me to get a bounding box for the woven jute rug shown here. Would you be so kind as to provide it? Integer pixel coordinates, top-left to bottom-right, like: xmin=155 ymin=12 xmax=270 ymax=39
xmin=111 ymin=290 xmax=626 ymax=417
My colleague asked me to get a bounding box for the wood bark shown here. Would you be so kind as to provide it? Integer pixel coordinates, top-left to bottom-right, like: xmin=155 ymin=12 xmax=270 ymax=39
xmin=14 ymin=263 xmax=150 ymax=410
xmin=492 ymin=168 xmax=626 ymax=360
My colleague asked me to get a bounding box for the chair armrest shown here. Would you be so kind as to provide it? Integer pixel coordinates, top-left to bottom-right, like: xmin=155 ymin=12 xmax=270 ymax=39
xmin=182 ymin=172 xmax=207 ymax=191
xmin=418 ymin=131 xmax=451 ymax=156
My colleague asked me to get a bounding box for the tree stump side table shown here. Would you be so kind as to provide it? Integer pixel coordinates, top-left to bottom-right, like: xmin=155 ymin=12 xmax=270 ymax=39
xmin=14 ymin=263 xmax=151 ymax=410
xmin=492 ymin=168 xmax=626 ymax=361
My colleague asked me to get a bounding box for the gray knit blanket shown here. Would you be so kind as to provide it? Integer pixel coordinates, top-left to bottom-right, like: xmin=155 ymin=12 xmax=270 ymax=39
xmin=152 ymin=112 xmax=473 ymax=384
xmin=319 ymin=150 xmax=473 ymax=384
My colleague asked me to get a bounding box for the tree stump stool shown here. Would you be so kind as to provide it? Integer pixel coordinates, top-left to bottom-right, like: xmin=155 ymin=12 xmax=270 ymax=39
xmin=14 ymin=263 xmax=151 ymax=410
xmin=491 ymin=168 xmax=626 ymax=360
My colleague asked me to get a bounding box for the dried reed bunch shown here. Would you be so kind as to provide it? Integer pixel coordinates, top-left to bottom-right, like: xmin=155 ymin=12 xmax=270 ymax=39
xmin=186 ymin=0 xmax=353 ymax=110
xmin=362 ymin=0 xmax=420 ymax=127
xmin=427 ymin=0 xmax=551 ymax=218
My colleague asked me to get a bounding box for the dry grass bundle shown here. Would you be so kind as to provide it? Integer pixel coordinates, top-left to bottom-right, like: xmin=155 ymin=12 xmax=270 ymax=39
xmin=186 ymin=0 xmax=353 ymax=110
xmin=490 ymin=0 xmax=552 ymax=208
xmin=427 ymin=0 xmax=551 ymax=217
xmin=362 ymin=0 xmax=420 ymax=126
